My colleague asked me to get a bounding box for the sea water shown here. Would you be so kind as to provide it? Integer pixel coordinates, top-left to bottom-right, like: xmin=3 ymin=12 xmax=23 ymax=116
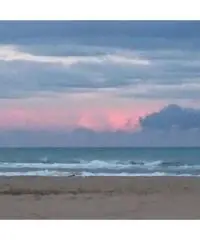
xmin=0 ymin=147 xmax=200 ymax=176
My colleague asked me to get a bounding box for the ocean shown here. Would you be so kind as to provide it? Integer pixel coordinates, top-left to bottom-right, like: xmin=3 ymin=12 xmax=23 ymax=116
xmin=0 ymin=147 xmax=200 ymax=177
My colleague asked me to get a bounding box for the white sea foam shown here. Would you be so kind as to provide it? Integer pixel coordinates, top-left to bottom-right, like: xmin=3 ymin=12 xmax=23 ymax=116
xmin=0 ymin=160 xmax=164 ymax=170
xmin=0 ymin=161 xmax=129 ymax=169
xmin=0 ymin=170 xmax=198 ymax=177
xmin=0 ymin=160 xmax=200 ymax=177
xmin=140 ymin=160 xmax=163 ymax=168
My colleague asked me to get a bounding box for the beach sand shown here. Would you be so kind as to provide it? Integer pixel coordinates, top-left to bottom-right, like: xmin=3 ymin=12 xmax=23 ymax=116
xmin=0 ymin=176 xmax=200 ymax=219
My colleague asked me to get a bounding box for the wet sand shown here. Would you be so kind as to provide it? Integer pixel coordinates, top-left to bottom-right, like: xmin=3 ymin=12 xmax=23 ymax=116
xmin=0 ymin=176 xmax=200 ymax=219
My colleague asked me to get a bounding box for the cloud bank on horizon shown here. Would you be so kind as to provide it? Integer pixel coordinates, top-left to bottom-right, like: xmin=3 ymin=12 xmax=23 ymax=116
xmin=1 ymin=104 xmax=200 ymax=147
xmin=0 ymin=21 xmax=200 ymax=145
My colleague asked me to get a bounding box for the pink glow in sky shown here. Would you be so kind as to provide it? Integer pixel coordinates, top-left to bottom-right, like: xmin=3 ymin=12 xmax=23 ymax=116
xmin=0 ymin=106 xmax=157 ymax=131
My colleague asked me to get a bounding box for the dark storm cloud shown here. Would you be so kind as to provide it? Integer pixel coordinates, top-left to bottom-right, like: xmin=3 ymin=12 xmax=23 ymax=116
xmin=139 ymin=104 xmax=200 ymax=130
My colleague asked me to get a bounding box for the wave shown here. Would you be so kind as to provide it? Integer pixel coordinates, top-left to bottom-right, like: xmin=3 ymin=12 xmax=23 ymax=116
xmin=0 ymin=170 xmax=198 ymax=177
xmin=0 ymin=161 xmax=132 ymax=170
xmin=0 ymin=160 xmax=166 ymax=171
xmin=0 ymin=160 xmax=200 ymax=172
xmin=0 ymin=160 xmax=148 ymax=170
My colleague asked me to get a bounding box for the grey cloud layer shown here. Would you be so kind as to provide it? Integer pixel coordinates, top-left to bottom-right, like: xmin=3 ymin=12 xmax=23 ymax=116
xmin=0 ymin=21 xmax=200 ymax=100
xmin=1 ymin=21 xmax=200 ymax=45
xmin=1 ymin=127 xmax=200 ymax=147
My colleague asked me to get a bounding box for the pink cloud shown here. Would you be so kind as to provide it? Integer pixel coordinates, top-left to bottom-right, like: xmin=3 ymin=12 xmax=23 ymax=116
xmin=0 ymin=105 xmax=159 ymax=131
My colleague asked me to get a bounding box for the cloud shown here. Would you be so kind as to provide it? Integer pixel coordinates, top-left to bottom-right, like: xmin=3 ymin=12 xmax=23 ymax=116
xmin=0 ymin=60 xmax=149 ymax=99
xmin=117 ymin=83 xmax=200 ymax=100
xmin=139 ymin=104 xmax=200 ymax=130
xmin=0 ymin=45 xmax=152 ymax=99
xmin=0 ymin=21 xmax=200 ymax=103
xmin=1 ymin=127 xmax=200 ymax=147
xmin=1 ymin=21 xmax=200 ymax=46
xmin=0 ymin=43 xmax=200 ymax=101
xmin=0 ymin=45 xmax=150 ymax=66
xmin=2 ymin=21 xmax=200 ymax=146
xmin=0 ymin=106 xmax=144 ymax=131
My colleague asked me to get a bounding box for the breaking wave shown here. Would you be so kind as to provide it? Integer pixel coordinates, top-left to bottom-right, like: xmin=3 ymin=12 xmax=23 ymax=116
xmin=0 ymin=159 xmax=200 ymax=176
xmin=0 ymin=170 xmax=198 ymax=177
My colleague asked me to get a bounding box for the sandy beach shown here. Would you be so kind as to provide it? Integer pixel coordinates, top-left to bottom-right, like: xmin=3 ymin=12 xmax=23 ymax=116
xmin=0 ymin=176 xmax=200 ymax=219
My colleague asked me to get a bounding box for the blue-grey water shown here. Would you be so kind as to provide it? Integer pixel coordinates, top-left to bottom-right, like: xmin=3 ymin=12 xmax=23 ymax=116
xmin=0 ymin=147 xmax=200 ymax=176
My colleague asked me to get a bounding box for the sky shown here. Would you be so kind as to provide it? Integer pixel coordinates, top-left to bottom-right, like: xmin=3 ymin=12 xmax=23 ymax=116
xmin=1 ymin=21 xmax=200 ymax=146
